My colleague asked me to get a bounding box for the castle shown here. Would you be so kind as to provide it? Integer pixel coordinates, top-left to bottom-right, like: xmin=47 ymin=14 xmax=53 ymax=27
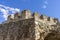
xmin=0 ymin=10 xmax=60 ymax=40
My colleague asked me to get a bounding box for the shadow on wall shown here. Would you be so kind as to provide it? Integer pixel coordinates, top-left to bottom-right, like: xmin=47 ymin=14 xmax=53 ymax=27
xmin=44 ymin=32 xmax=60 ymax=40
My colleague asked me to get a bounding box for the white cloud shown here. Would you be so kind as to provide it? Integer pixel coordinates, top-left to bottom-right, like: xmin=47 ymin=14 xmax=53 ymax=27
xmin=0 ymin=8 xmax=8 ymax=20
xmin=0 ymin=4 xmax=20 ymax=20
xmin=42 ymin=5 xmax=47 ymax=9
xmin=42 ymin=0 xmax=48 ymax=9
xmin=44 ymin=1 xmax=48 ymax=4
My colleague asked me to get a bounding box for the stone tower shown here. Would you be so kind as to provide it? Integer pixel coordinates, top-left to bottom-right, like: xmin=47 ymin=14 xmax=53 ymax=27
xmin=0 ymin=10 xmax=60 ymax=40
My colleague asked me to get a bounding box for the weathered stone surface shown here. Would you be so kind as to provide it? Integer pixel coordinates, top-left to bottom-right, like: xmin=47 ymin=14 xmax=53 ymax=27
xmin=0 ymin=18 xmax=35 ymax=40
xmin=0 ymin=10 xmax=60 ymax=40
xmin=44 ymin=31 xmax=60 ymax=40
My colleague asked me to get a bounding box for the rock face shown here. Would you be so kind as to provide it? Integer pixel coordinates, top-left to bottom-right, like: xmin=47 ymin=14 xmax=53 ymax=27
xmin=0 ymin=10 xmax=60 ymax=40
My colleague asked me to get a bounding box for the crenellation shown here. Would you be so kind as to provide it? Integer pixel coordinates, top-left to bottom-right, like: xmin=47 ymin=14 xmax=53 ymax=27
xmin=6 ymin=10 xmax=59 ymax=24
xmin=54 ymin=18 xmax=58 ymax=23
xmin=11 ymin=14 xmax=14 ymax=19
xmin=14 ymin=12 xmax=21 ymax=20
xmin=7 ymin=14 xmax=14 ymax=23
xmin=47 ymin=17 xmax=53 ymax=22
xmin=7 ymin=15 xmax=11 ymax=20
xmin=7 ymin=15 xmax=14 ymax=21
xmin=32 ymin=12 xmax=40 ymax=20
xmin=21 ymin=10 xmax=31 ymax=19
xmin=40 ymin=15 xmax=47 ymax=21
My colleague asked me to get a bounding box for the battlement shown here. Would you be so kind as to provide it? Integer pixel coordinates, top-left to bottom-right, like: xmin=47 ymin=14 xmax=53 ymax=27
xmin=7 ymin=10 xmax=59 ymax=24
xmin=40 ymin=15 xmax=47 ymax=20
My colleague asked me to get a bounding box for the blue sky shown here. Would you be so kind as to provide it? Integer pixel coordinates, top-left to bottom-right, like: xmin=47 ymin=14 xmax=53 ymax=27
xmin=0 ymin=0 xmax=60 ymax=23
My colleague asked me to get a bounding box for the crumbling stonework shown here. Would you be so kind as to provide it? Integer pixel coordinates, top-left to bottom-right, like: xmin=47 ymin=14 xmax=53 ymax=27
xmin=0 ymin=10 xmax=60 ymax=40
xmin=44 ymin=31 xmax=60 ymax=40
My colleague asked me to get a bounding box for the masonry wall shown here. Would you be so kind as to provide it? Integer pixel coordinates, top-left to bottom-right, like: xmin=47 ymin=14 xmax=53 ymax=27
xmin=0 ymin=18 xmax=36 ymax=40
xmin=0 ymin=10 xmax=60 ymax=40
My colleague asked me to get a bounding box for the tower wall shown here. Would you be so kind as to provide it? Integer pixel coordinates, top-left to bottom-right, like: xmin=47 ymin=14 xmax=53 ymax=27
xmin=1 ymin=10 xmax=59 ymax=40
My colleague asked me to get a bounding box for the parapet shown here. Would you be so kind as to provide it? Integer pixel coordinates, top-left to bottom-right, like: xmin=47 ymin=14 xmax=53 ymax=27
xmin=7 ymin=15 xmax=11 ymax=20
xmin=40 ymin=15 xmax=47 ymax=20
xmin=21 ymin=10 xmax=31 ymax=19
xmin=7 ymin=14 xmax=14 ymax=21
xmin=14 ymin=12 xmax=21 ymax=20
xmin=54 ymin=18 xmax=58 ymax=23
xmin=32 ymin=12 xmax=40 ymax=20
xmin=47 ymin=17 xmax=53 ymax=21
xmin=32 ymin=12 xmax=39 ymax=17
xmin=7 ymin=10 xmax=59 ymax=24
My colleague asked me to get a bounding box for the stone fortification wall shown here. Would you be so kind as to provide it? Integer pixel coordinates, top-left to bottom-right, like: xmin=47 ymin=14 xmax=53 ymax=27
xmin=0 ymin=18 xmax=35 ymax=40
xmin=0 ymin=10 xmax=60 ymax=40
xmin=7 ymin=10 xmax=58 ymax=24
